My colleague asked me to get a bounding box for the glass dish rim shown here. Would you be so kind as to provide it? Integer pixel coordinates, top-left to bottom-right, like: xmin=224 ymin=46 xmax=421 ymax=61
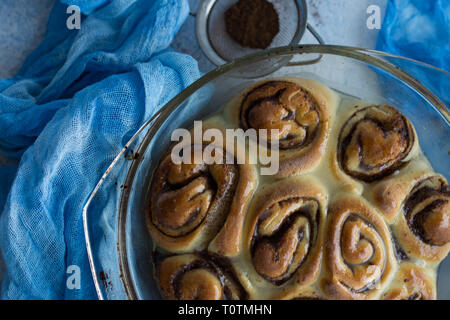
xmin=82 ymin=44 xmax=450 ymax=300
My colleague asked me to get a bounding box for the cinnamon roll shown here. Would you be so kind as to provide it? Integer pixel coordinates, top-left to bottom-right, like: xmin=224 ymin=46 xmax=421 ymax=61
xmin=337 ymin=104 xmax=418 ymax=183
xmin=241 ymin=177 xmax=326 ymax=299
xmin=392 ymin=175 xmax=450 ymax=262
xmin=369 ymin=158 xmax=436 ymax=222
xmin=144 ymin=77 xmax=448 ymax=300
xmin=226 ymin=78 xmax=338 ymax=177
xmin=382 ymin=264 xmax=436 ymax=300
xmin=155 ymin=253 xmax=246 ymax=300
xmin=321 ymin=194 xmax=396 ymax=299
xmin=146 ymin=139 xmax=256 ymax=255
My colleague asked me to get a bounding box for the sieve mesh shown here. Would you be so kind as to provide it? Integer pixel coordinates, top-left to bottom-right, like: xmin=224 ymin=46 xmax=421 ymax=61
xmin=207 ymin=0 xmax=301 ymax=62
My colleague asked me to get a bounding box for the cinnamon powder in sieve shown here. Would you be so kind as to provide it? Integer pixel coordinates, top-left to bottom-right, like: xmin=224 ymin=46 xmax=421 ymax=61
xmin=225 ymin=0 xmax=280 ymax=49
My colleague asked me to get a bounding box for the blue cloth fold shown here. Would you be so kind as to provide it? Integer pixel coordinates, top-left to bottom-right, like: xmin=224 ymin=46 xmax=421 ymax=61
xmin=377 ymin=0 xmax=449 ymax=105
xmin=0 ymin=0 xmax=200 ymax=299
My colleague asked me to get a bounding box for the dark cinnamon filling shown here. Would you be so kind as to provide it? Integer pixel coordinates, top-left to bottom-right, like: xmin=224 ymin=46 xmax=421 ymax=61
xmin=404 ymin=176 xmax=450 ymax=246
xmin=338 ymin=105 xmax=414 ymax=182
xmin=392 ymin=233 xmax=408 ymax=261
xmin=149 ymin=145 xmax=238 ymax=238
xmin=240 ymin=81 xmax=320 ymax=150
xmin=338 ymin=214 xmax=386 ymax=293
xmin=155 ymin=251 xmax=247 ymax=300
xmin=251 ymin=198 xmax=320 ymax=285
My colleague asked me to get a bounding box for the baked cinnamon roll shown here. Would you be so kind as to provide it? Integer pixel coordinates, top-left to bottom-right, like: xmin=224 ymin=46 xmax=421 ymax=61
xmin=144 ymin=78 xmax=448 ymax=300
xmin=241 ymin=177 xmax=327 ymax=299
xmin=321 ymin=194 xmax=396 ymax=299
xmin=382 ymin=264 xmax=436 ymax=300
xmin=146 ymin=140 xmax=256 ymax=255
xmin=155 ymin=253 xmax=246 ymax=300
xmin=392 ymin=175 xmax=450 ymax=262
xmin=227 ymin=78 xmax=338 ymax=177
xmin=337 ymin=105 xmax=417 ymax=183
xmin=369 ymin=159 xmax=435 ymax=222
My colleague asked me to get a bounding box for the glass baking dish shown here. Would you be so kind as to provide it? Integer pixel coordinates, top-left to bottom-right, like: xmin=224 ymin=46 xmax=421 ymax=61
xmin=82 ymin=45 xmax=449 ymax=300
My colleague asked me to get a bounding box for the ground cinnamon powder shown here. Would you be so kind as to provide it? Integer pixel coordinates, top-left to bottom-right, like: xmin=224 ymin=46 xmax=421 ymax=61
xmin=225 ymin=0 xmax=280 ymax=49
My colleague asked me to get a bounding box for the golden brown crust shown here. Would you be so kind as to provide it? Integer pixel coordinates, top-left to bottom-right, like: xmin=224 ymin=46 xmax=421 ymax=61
xmin=369 ymin=160 xmax=435 ymax=222
xmin=146 ymin=130 xmax=257 ymax=254
xmin=208 ymin=159 xmax=257 ymax=256
xmin=227 ymin=78 xmax=338 ymax=177
xmin=337 ymin=105 xmax=418 ymax=183
xmin=240 ymin=81 xmax=320 ymax=150
xmin=382 ymin=264 xmax=436 ymax=300
xmin=155 ymin=253 xmax=246 ymax=300
xmin=392 ymin=175 xmax=450 ymax=262
xmin=146 ymin=78 xmax=447 ymax=300
xmin=321 ymin=194 xmax=397 ymax=300
xmin=241 ymin=176 xmax=327 ymax=298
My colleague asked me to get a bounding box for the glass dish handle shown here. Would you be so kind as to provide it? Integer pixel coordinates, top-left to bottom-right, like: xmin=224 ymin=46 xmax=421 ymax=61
xmin=287 ymin=24 xmax=325 ymax=66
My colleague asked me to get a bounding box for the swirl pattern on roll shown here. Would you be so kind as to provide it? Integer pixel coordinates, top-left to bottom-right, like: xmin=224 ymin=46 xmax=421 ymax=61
xmin=369 ymin=160 xmax=435 ymax=222
xmin=247 ymin=178 xmax=326 ymax=290
xmin=155 ymin=253 xmax=246 ymax=300
xmin=394 ymin=175 xmax=450 ymax=261
xmin=234 ymin=79 xmax=335 ymax=176
xmin=240 ymin=81 xmax=320 ymax=150
xmin=338 ymin=105 xmax=417 ymax=182
xmin=322 ymin=195 xmax=396 ymax=299
xmin=144 ymin=78 xmax=447 ymax=300
xmin=147 ymin=143 xmax=255 ymax=254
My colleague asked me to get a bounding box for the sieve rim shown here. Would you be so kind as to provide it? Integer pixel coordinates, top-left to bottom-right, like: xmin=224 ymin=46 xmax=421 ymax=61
xmin=196 ymin=0 xmax=308 ymax=66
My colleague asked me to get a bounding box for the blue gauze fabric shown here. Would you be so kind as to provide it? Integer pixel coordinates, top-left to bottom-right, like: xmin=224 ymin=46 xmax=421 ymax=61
xmin=377 ymin=0 xmax=450 ymax=105
xmin=0 ymin=0 xmax=200 ymax=299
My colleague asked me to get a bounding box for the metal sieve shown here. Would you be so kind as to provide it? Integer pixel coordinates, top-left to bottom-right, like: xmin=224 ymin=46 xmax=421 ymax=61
xmin=195 ymin=0 xmax=324 ymax=66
